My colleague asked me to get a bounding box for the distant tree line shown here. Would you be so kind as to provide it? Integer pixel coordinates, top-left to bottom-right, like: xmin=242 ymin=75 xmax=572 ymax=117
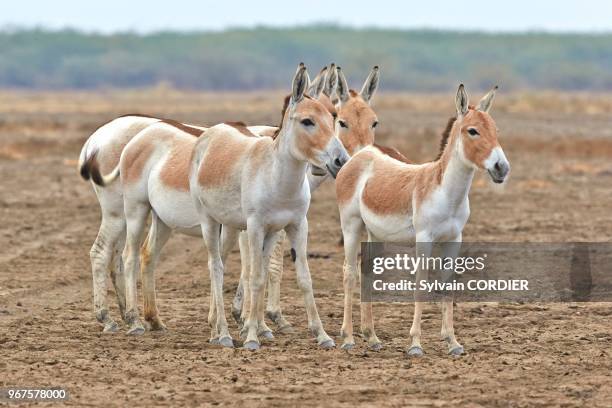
xmin=0 ymin=26 xmax=611 ymax=91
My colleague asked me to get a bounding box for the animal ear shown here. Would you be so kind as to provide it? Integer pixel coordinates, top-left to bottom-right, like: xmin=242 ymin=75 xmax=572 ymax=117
xmin=336 ymin=66 xmax=350 ymax=104
xmin=477 ymin=85 xmax=498 ymax=113
xmin=291 ymin=63 xmax=309 ymax=104
xmin=455 ymin=84 xmax=469 ymax=117
xmin=360 ymin=65 xmax=379 ymax=103
xmin=324 ymin=63 xmax=338 ymax=97
xmin=308 ymin=66 xmax=327 ymax=99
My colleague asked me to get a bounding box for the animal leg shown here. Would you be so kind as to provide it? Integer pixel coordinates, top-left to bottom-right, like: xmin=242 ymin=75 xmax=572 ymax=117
xmin=141 ymin=211 xmax=171 ymax=331
xmin=407 ymin=240 xmax=432 ymax=356
xmin=265 ymin=230 xmax=293 ymax=334
xmin=286 ymin=218 xmax=334 ymax=349
xmin=90 ymin=214 xmax=125 ymax=333
xmin=123 ymin=202 xmax=150 ymax=335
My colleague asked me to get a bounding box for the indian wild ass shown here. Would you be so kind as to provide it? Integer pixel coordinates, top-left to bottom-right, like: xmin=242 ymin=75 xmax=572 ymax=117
xmin=335 ymin=84 xmax=510 ymax=355
xmin=189 ymin=64 xmax=348 ymax=350
xmin=78 ymin=66 xmax=335 ymax=336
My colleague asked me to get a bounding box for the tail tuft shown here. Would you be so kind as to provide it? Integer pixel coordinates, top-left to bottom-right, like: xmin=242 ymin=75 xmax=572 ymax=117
xmin=80 ymin=149 xmax=120 ymax=187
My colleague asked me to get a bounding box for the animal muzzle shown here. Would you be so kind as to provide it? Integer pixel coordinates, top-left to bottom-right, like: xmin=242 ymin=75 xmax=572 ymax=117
xmin=325 ymin=152 xmax=349 ymax=179
xmin=487 ymin=159 xmax=510 ymax=183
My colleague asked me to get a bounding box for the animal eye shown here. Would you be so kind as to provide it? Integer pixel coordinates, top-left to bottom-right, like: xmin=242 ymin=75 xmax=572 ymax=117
xmin=467 ymin=128 xmax=480 ymax=136
xmin=372 ymin=121 xmax=379 ymax=129
xmin=301 ymin=118 xmax=315 ymax=127
xmin=338 ymin=120 xmax=348 ymax=129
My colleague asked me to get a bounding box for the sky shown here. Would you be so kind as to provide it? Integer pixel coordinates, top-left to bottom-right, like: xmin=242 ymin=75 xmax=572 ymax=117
xmin=3 ymin=0 xmax=612 ymax=33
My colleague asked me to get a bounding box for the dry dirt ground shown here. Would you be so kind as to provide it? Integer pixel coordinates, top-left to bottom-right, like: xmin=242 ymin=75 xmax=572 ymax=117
xmin=0 ymin=90 xmax=611 ymax=407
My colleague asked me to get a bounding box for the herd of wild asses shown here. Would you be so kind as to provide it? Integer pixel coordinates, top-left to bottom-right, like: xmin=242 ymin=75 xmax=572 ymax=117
xmin=79 ymin=63 xmax=509 ymax=356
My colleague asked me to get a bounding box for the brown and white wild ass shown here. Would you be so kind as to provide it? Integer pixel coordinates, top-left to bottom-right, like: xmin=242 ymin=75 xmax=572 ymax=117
xmin=231 ymin=64 xmax=410 ymax=327
xmin=335 ymin=84 xmax=510 ymax=355
xmin=78 ymin=66 xmax=335 ymax=335
xmin=189 ymin=64 xmax=348 ymax=350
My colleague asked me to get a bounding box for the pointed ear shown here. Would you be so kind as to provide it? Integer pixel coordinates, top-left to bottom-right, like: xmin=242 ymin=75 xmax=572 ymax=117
xmin=477 ymin=85 xmax=498 ymax=113
xmin=324 ymin=63 xmax=338 ymax=97
xmin=360 ymin=65 xmax=379 ymax=103
xmin=336 ymin=66 xmax=350 ymax=104
xmin=307 ymin=66 xmax=327 ymax=99
xmin=455 ymin=84 xmax=469 ymax=117
xmin=291 ymin=63 xmax=309 ymax=105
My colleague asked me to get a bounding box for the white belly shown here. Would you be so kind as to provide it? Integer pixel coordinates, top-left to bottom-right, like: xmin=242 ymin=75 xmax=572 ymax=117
xmin=149 ymin=183 xmax=200 ymax=230
xmin=362 ymin=205 xmax=416 ymax=242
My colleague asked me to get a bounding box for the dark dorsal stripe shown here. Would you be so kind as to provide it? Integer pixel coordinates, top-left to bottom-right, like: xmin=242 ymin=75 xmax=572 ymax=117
xmin=225 ymin=121 xmax=256 ymax=137
xmin=373 ymin=143 xmax=410 ymax=164
xmin=117 ymin=113 xmax=158 ymax=119
xmin=160 ymin=119 xmax=205 ymax=137
xmin=436 ymin=117 xmax=457 ymax=161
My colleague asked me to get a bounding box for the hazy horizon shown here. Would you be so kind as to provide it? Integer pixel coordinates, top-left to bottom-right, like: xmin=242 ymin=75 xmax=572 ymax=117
xmin=3 ymin=0 xmax=612 ymax=34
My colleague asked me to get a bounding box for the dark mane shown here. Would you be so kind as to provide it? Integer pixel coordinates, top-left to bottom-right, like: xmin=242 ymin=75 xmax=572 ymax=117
xmin=272 ymin=95 xmax=292 ymax=140
xmin=436 ymin=117 xmax=457 ymax=161
xmin=271 ymin=94 xmax=314 ymax=139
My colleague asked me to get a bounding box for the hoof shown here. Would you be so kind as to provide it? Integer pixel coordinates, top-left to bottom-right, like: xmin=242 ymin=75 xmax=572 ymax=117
xmin=369 ymin=342 xmax=383 ymax=351
xmin=406 ymin=346 xmax=424 ymax=357
xmin=243 ymin=340 xmax=260 ymax=351
xmin=260 ymin=330 xmax=274 ymax=340
xmin=319 ymin=339 xmax=336 ymax=349
xmin=219 ymin=336 xmax=234 ymax=348
xmin=209 ymin=337 xmax=220 ymax=345
xmin=126 ymin=325 xmax=145 ymax=336
xmin=340 ymin=342 xmax=355 ymax=350
xmin=103 ymin=321 xmax=119 ymax=333
xmin=277 ymin=324 xmax=295 ymax=335
xmin=145 ymin=320 xmax=167 ymax=332
xmin=449 ymin=345 xmax=464 ymax=356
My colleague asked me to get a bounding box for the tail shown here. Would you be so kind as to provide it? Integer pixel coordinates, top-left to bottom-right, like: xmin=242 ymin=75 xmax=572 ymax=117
xmin=79 ymin=149 xmax=120 ymax=187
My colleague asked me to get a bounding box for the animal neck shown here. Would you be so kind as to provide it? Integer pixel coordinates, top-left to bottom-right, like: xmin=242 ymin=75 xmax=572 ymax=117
xmin=435 ymin=124 xmax=475 ymax=208
xmin=271 ymin=125 xmax=309 ymax=196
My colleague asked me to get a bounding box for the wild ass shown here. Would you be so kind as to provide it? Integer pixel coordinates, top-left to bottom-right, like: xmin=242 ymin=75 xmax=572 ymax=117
xmin=335 ymin=84 xmax=510 ymax=355
xmin=79 ymin=67 xmax=336 ymax=335
xmin=189 ymin=64 xmax=349 ymax=350
xmin=231 ymin=64 xmax=409 ymax=328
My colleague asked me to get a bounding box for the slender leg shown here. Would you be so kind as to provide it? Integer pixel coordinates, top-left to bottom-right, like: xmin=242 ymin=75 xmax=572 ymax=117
xmin=440 ymin=237 xmax=464 ymax=356
xmin=361 ymin=230 xmax=382 ymax=350
xmin=234 ymin=231 xmax=250 ymax=325
xmin=408 ymin=239 xmax=433 ymax=356
xmin=141 ymin=212 xmax=172 ymax=331
xmin=109 ymin=231 xmax=127 ymax=323
xmin=199 ymin=218 xmax=233 ymax=348
xmin=286 ymin=218 xmax=334 ymax=348
xmin=339 ymin=217 xmax=363 ymax=350
xmin=209 ymin=225 xmax=239 ymax=342
xmin=123 ymin=202 xmax=151 ymax=335
xmin=208 ymin=285 xmax=219 ymax=342
xmin=265 ymin=230 xmax=293 ymax=333
xmin=90 ymin=214 xmax=125 ymax=333
xmin=242 ymin=220 xmax=267 ymax=350
xmin=256 ymin=232 xmax=282 ymax=340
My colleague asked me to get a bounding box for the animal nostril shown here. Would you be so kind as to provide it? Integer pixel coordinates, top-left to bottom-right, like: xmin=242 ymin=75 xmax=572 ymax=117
xmin=334 ymin=157 xmax=343 ymax=167
xmin=494 ymin=161 xmax=502 ymax=172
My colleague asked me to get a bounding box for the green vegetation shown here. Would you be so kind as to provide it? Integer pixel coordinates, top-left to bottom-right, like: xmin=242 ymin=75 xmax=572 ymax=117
xmin=1 ymin=26 xmax=611 ymax=91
